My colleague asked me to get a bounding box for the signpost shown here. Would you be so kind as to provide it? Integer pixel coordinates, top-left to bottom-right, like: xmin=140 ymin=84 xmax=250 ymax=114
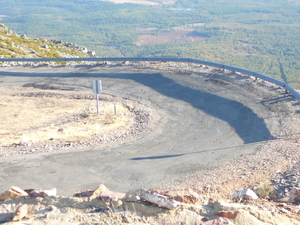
xmin=92 ymin=80 xmax=102 ymax=115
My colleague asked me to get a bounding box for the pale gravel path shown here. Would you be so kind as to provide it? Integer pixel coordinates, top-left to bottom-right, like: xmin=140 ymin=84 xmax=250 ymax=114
xmin=0 ymin=63 xmax=299 ymax=196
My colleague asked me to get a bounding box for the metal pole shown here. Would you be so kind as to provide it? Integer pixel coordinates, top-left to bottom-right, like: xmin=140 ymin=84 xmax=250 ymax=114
xmin=96 ymin=94 xmax=99 ymax=115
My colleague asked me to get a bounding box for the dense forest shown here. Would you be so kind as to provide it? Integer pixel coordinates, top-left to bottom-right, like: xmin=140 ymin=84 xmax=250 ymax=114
xmin=1 ymin=0 xmax=300 ymax=88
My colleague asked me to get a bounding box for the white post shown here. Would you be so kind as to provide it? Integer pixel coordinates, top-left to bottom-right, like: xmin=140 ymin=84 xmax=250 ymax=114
xmin=96 ymin=94 xmax=99 ymax=115
xmin=93 ymin=80 xmax=102 ymax=115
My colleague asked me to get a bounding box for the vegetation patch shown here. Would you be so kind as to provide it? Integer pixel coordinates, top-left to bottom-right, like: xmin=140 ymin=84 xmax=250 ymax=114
xmin=135 ymin=29 xmax=209 ymax=46
xmin=0 ymin=87 xmax=136 ymax=147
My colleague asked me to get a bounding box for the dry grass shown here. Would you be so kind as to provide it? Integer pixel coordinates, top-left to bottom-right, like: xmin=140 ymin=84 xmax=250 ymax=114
xmin=253 ymin=180 xmax=277 ymax=200
xmin=0 ymin=87 xmax=134 ymax=146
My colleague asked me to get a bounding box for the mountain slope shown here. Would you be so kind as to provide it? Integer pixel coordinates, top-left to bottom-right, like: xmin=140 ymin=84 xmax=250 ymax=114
xmin=0 ymin=23 xmax=94 ymax=59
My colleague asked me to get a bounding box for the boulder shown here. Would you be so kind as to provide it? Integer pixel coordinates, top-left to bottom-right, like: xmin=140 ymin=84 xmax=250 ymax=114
xmin=125 ymin=194 xmax=140 ymax=202
xmin=29 ymin=189 xmax=48 ymax=198
xmin=198 ymin=217 xmax=229 ymax=225
xmin=212 ymin=200 xmax=247 ymax=211
xmin=0 ymin=186 xmax=28 ymax=201
xmin=47 ymin=205 xmax=57 ymax=212
xmin=12 ymin=204 xmax=28 ymax=221
xmin=89 ymin=184 xmax=109 ymax=200
xmin=111 ymin=199 xmax=123 ymax=208
xmin=44 ymin=188 xmax=57 ymax=197
xmin=88 ymin=50 xmax=96 ymax=57
xmin=154 ymin=188 xmax=199 ymax=204
xmin=124 ymin=202 xmax=165 ymax=214
xmin=73 ymin=189 xmax=94 ymax=200
xmin=231 ymin=189 xmax=258 ymax=200
xmin=216 ymin=211 xmax=239 ymax=219
xmin=28 ymin=188 xmax=57 ymax=198
xmin=290 ymin=187 xmax=300 ymax=203
xmin=99 ymin=190 xmax=126 ymax=202
xmin=73 ymin=184 xmax=109 ymax=201
xmin=140 ymin=189 xmax=181 ymax=210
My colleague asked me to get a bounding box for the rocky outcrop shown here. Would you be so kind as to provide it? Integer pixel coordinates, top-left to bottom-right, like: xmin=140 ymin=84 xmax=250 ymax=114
xmin=1 ymin=185 xmax=300 ymax=224
xmin=0 ymin=23 xmax=96 ymax=59
xmin=49 ymin=39 xmax=96 ymax=57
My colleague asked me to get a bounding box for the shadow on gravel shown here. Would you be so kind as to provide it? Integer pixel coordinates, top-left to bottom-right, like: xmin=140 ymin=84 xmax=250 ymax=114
xmin=132 ymin=154 xmax=185 ymax=160
xmin=260 ymin=94 xmax=294 ymax=104
xmin=0 ymin=70 xmax=273 ymax=144
xmin=130 ymin=143 xmax=258 ymax=160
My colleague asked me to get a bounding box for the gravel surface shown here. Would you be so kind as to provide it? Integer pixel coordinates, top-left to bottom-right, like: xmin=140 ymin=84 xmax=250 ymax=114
xmin=0 ymin=92 xmax=155 ymax=158
xmin=0 ymin=62 xmax=300 ymax=198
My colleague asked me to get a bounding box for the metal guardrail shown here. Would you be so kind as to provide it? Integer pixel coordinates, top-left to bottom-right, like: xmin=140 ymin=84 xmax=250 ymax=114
xmin=1 ymin=57 xmax=299 ymax=100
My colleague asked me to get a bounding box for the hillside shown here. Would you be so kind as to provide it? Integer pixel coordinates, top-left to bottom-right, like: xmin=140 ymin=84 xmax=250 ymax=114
xmin=1 ymin=0 xmax=300 ymax=88
xmin=0 ymin=23 xmax=94 ymax=59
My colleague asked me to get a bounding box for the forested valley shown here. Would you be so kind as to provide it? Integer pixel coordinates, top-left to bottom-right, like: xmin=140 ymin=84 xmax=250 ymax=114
xmin=1 ymin=0 xmax=300 ymax=88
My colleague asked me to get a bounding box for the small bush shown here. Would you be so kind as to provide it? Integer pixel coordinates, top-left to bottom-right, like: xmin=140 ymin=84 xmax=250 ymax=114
xmin=254 ymin=180 xmax=277 ymax=200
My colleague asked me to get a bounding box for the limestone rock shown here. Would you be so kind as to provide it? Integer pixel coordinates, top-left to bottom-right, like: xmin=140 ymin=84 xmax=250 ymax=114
xmin=124 ymin=202 xmax=165 ymax=214
xmin=12 ymin=204 xmax=28 ymax=221
xmin=246 ymin=205 xmax=300 ymax=225
xmin=186 ymin=204 xmax=216 ymax=217
xmin=44 ymin=188 xmax=57 ymax=196
xmin=73 ymin=189 xmax=94 ymax=200
xmin=99 ymin=190 xmax=126 ymax=202
xmin=140 ymin=189 xmax=181 ymax=210
xmin=47 ymin=205 xmax=57 ymax=212
xmin=198 ymin=217 xmax=229 ymax=225
xmin=290 ymin=187 xmax=300 ymax=203
xmin=159 ymin=208 xmax=202 ymax=225
xmin=89 ymin=184 xmax=109 ymax=201
xmin=155 ymin=188 xmax=199 ymax=204
xmin=87 ymin=50 xmax=96 ymax=56
xmin=231 ymin=189 xmax=258 ymax=200
xmin=216 ymin=210 xmax=238 ymax=219
xmin=29 ymin=189 xmax=48 ymax=198
xmin=213 ymin=200 xmax=247 ymax=211
xmin=73 ymin=184 xmax=109 ymax=201
xmin=111 ymin=199 xmax=123 ymax=208
xmin=125 ymin=194 xmax=140 ymax=202
xmin=29 ymin=188 xmax=57 ymax=198
xmin=0 ymin=204 xmax=14 ymax=223
xmin=0 ymin=186 xmax=28 ymax=201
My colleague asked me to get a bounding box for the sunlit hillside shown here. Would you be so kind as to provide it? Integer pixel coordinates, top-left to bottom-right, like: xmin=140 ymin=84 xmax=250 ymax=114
xmin=0 ymin=23 xmax=92 ymax=59
xmin=1 ymin=0 xmax=300 ymax=87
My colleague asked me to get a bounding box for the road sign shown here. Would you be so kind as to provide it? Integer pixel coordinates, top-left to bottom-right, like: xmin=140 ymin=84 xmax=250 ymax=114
xmin=93 ymin=80 xmax=102 ymax=94
xmin=93 ymin=80 xmax=102 ymax=115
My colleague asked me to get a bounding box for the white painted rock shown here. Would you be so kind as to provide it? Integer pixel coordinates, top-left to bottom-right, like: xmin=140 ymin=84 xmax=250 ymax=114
xmin=140 ymin=189 xmax=181 ymax=210
xmin=29 ymin=188 xmax=57 ymax=198
xmin=231 ymin=189 xmax=258 ymax=200
xmin=44 ymin=188 xmax=57 ymax=197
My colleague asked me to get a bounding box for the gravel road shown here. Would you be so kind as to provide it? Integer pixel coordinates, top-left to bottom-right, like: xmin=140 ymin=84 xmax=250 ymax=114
xmin=0 ymin=63 xmax=299 ymax=196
